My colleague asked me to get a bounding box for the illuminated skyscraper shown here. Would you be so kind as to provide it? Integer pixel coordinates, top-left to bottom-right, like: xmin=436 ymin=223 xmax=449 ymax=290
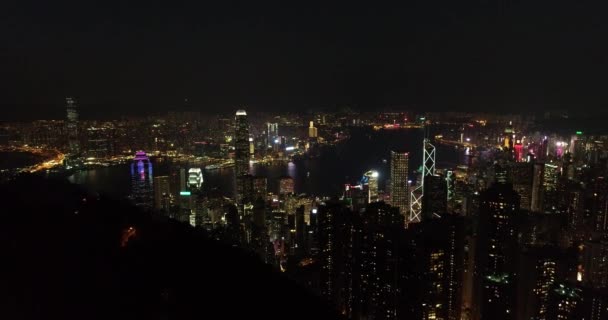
xmin=267 ymin=122 xmax=279 ymax=147
xmin=178 ymin=190 xmax=193 ymax=224
xmin=543 ymin=163 xmax=560 ymax=191
xmin=65 ymin=97 xmax=80 ymax=155
xmin=188 ymin=168 xmax=203 ymax=190
xmin=249 ymin=137 xmax=254 ymax=157
xmin=390 ymin=151 xmax=409 ymax=219
xmin=503 ymin=121 xmax=514 ymax=149
xmin=410 ymin=138 xmax=436 ymax=223
xmin=542 ymin=163 xmax=560 ymax=214
xmin=235 ymin=109 xmax=250 ymax=175
xmin=234 ymin=109 xmax=250 ymax=203
xmin=446 ymin=170 xmax=455 ymax=203
xmin=513 ymin=141 xmax=524 ymax=162
xmin=308 ymin=121 xmax=318 ymax=138
xmin=535 ymin=260 xmax=557 ymax=320
xmin=363 ymin=170 xmax=379 ymax=203
xmin=130 ymin=151 xmax=154 ymax=209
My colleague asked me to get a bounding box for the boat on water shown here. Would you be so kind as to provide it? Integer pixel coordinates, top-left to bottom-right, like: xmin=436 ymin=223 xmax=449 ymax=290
xmin=205 ymin=162 xmax=234 ymax=170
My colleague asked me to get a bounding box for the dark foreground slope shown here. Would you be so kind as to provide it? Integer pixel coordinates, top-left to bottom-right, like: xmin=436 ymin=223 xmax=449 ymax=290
xmin=0 ymin=176 xmax=341 ymax=320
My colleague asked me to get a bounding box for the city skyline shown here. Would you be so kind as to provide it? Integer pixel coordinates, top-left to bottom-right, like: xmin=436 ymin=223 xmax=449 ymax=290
xmin=2 ymin=1 xmax=608 ymax=319
xmin=3 ymin=103 xmax=608 ymax=319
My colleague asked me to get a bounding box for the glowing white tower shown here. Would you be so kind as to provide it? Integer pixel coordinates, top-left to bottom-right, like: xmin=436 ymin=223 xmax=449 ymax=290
xmin=409 ymin=138 xmax=436 ymax=224
xmin=188 ymin=168 xmax=203 ymax=190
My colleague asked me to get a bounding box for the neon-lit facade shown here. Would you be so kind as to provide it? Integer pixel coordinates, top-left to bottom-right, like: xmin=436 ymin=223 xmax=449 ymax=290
xmin=130 ymin=150 xmax=153 ymax=209
xmin=514 ymin=142 xmax=524 ymax=162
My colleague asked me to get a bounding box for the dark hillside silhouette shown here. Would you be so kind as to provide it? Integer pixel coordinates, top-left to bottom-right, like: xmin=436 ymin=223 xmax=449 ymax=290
xmin=0 ymin=176 xmax=341 ymax=319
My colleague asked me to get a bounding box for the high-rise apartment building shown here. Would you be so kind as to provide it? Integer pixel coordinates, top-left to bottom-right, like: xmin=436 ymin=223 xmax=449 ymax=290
xmin=475 ymin=177 xmax=520 ymax=320
xmin=403 ymin=216 xmax=465 ymax=320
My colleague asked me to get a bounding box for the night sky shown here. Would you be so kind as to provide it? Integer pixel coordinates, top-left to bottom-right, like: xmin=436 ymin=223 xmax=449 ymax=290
xmin=1 ymin=1 xmax=607 ymax=119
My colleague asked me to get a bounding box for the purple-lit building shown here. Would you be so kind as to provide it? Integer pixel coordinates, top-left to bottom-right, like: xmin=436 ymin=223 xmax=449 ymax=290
xmin=130 ymin=151 xmax=154 ymax=209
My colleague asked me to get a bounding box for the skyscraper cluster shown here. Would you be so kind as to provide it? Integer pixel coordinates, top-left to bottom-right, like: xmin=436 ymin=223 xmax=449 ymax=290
xmin=9 ymin=104 xmax=608 ymax=319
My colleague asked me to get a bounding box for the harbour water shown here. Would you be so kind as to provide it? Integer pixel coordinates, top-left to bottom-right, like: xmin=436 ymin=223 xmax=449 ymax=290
xmin=68 ymin=128 xmax=465 ymax=199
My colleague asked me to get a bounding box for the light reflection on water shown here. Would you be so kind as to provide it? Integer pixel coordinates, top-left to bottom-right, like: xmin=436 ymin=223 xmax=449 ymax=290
xmin=68 ymin=128 xmax=466 ymax=199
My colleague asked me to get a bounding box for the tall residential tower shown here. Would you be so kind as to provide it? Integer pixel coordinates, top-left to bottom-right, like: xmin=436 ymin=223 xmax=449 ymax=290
xmin=475 ymin=173 xmax=520 ymax=320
